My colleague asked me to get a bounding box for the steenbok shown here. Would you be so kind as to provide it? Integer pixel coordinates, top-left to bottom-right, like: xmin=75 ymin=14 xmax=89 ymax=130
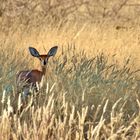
xmin=16 ymin=46 xmax=58 ymax=97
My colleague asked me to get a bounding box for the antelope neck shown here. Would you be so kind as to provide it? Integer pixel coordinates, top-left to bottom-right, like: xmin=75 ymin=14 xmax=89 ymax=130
xmin=41 ymin=66 xmax=47 ymax=75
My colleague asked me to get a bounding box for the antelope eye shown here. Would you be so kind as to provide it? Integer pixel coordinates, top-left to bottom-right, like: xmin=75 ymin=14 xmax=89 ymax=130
xmin=45 ymin=57 xmax=49 ymax=61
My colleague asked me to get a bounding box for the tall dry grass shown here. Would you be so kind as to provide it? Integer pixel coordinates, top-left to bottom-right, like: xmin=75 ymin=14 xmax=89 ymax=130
xmin=0 ymin=0 xmax=140 ymax=139
xmin=0 ymin=42 xmax=140 ymax=139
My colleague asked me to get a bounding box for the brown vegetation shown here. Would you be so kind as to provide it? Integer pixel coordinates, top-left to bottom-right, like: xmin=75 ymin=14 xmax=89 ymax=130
xmin=0 ymin=0 xmax=140 ymax=139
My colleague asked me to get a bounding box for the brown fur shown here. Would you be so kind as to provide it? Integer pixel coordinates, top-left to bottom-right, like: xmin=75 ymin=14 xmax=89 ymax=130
xmin=16 ymin=46 xmax=58 ymax=94
xmin=17 ymin=70 xmax=43 ymax=85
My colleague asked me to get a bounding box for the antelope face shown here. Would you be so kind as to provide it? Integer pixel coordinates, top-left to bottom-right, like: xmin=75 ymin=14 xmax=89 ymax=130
xmin=38 ymin=55 xmax=49 ymax=67
xmin=29 ymin=46 xmax=58 ymax=67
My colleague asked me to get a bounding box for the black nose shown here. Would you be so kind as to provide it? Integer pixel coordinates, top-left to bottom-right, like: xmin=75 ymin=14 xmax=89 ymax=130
xmin=43 ymin=61 xmax=46 ymax=65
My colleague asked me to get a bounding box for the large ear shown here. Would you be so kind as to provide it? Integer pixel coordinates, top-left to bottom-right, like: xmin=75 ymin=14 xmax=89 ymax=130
xmin=47 ymin=46 xmax=58 ymax=57
xmin=29 ymin=47 xmax=40 ymax=57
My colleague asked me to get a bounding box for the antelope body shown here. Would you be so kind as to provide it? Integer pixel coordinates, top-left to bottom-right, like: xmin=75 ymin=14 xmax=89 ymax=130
xmin=16 ymin=46 xmax=58 ymax=96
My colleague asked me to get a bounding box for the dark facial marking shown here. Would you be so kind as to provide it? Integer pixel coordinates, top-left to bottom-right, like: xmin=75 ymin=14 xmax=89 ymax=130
xmin=43 ymin=60 xmax=47 ymax=65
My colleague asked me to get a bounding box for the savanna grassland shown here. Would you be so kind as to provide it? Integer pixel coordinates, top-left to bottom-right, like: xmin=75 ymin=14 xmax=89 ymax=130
xmin=0 ymin=0 xmax=140 ymax=139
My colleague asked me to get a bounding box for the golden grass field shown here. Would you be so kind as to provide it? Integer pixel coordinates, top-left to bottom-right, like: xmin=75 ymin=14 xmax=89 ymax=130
xmin=0 ymin=0 xmax=140 ymax=139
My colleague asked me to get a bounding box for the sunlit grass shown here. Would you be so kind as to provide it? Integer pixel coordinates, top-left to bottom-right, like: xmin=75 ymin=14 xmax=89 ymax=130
xmin=0 ymin=0 xmax=140 ymax=139
xmin=0 ymin=40 xmax=140 ymax=139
